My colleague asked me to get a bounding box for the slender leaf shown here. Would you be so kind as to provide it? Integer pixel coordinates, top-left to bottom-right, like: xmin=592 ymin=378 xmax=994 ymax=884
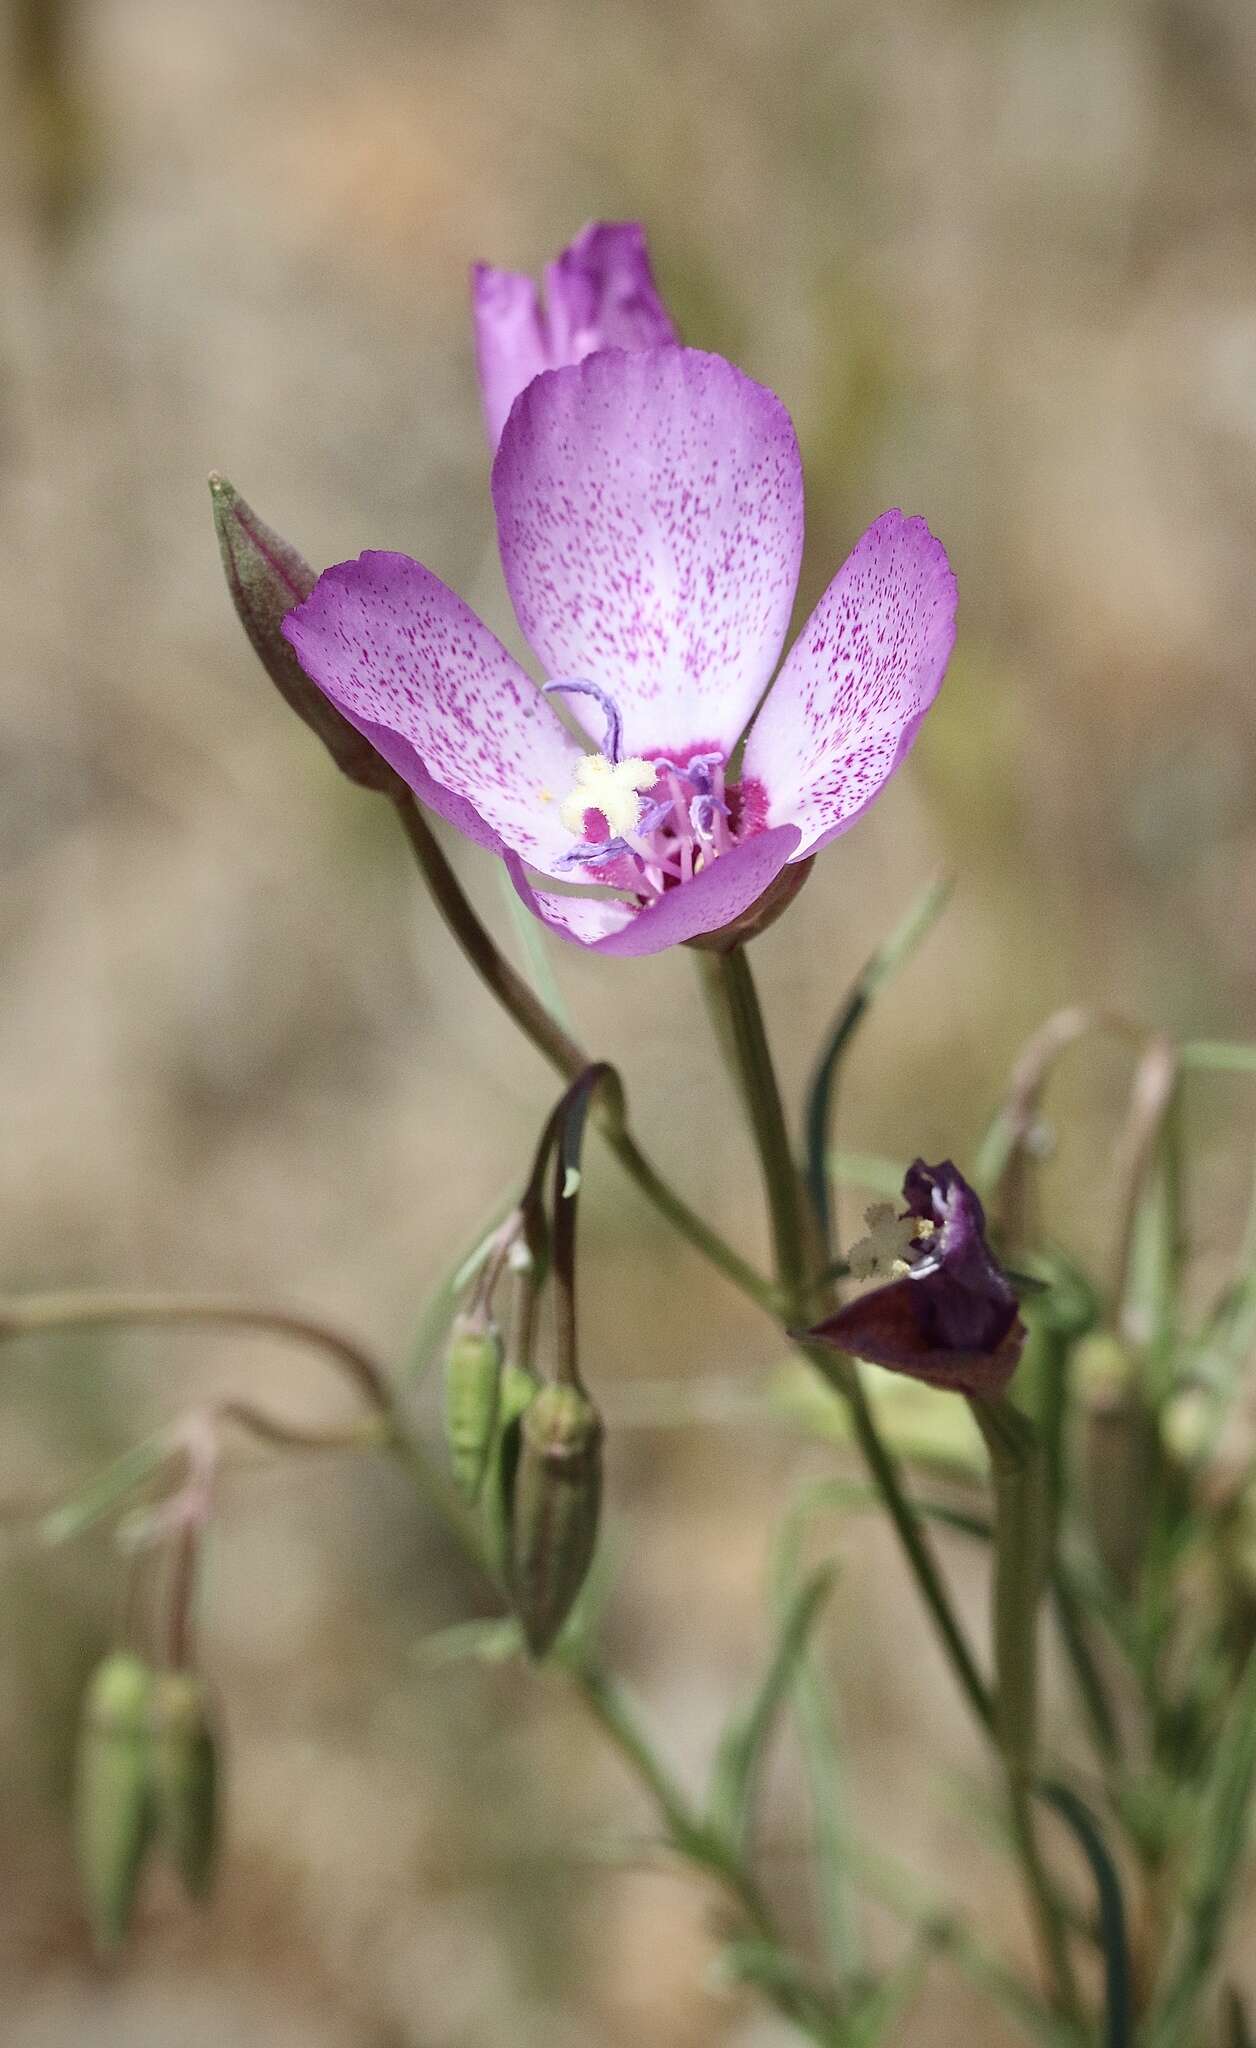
xmin=1147 ymin=1645 xmax=1256 ymax=2046
xmin=707 ymin=1564 xmax=836 ymax=1853
xmin=406 ymin=1191 xmax=521 ymax=1383
xmin=1039 ymin=1781 xmax=1132 ymax=2048
xmin=38 ymin=1432 xmax=176 ymax=1547
xmin=804 ymin=875 xmax=952 ymax=1243
xmin=414 ymin=1617 xmax=523 ymax=1668
xmin=827 ymin=1150 xmax=908 ymax=1200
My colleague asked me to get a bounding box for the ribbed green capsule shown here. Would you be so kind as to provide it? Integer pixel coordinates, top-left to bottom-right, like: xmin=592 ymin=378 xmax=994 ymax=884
xmin=508 ymin=1382 xmax=603 ymax=1658
xmin=444 ymin=1314 xmax=504 ymax=1500
xmin=74 ymin=1652 xmax=155 ymax=1953
xmin=151 ymin=1670 xmax=219 ymax=1901
xmin=484 ymin=1360 xmax=539 ymax=1575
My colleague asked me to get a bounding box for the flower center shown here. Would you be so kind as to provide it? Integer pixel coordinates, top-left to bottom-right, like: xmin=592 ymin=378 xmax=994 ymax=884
xmin=544 ymin=680 xmax=738 ymax=902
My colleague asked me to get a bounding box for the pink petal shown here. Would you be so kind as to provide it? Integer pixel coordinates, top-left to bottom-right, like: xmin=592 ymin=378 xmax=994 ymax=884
xmin=471 ymin=267 xmax=549 ymax=457
xmin=472 ymin=222 xmax=677 ymax=455
xmin=492 ymin=348 xmax=804 ymax=763
xmin=508 ymin=825 xmax=801 ymax=957
xmin=282 ymin=552 xmax=587 ymax=877
xmin=741 ymin=512 xmax=956 ymax=858
xmin=542 ymin=222 xmax=677 ymax=362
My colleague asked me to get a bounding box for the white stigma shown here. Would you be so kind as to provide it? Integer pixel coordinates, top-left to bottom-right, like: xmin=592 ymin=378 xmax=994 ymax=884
xmin=557 ymin=754 xmax=657 ymax=840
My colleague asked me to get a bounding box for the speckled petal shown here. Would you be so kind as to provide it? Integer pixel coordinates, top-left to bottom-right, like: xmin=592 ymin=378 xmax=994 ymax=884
xmin=471 ymin=266 xmax=550 ymax=456
xmin=282 ymin=552 xmax=586 ymax=876
xmin=508 ymin=824 xmax=801 ymax=956
xmin=741 ymin=511 xmax=956 ymax=858
xmin=493 ymin=348 xmax=805 ymax=761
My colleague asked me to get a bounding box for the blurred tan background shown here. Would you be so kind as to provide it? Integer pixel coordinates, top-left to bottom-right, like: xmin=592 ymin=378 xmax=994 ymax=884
xmin=2 ymin=0 xmax=1256 ymax=2041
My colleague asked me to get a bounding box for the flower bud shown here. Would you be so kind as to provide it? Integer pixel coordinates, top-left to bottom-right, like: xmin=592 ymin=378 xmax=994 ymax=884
xmin=74 ymin=1652 xmax=155 ymax=1953
xmin=484 ymin=1360 xmax=539 ymax=1574
xmin=150 ymin=1670 xmax=219 ymax=1901
xmin=508 ymin=1381 xmax=603 ymax=1657
xmin=209 ymin=473 xmax=403 ymax=795
xmin=443 ymin=1313 xmax=504 ymax=1501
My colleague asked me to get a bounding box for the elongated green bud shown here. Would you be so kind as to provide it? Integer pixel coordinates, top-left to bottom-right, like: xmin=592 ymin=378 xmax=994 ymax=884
xmin=209 ymin=473 xmax=403 ymax=795
xmin=484 ymin=1360 xmax=539 ymax=1574
xmin=151 ymin=1670 xmax=219 ymax=1901
xmin=509 ymin=1382 xmax=603 ymax=1657
xmin=74 ymin=1652 xmax=155 ymax=1953
xmin=444 ymin=1313 xmax=504 ymax=1500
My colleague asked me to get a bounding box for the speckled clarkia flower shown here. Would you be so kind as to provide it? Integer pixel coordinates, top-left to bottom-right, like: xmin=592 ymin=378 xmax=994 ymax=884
xmin=282 ymin=245 xmax=955 ymax=958
xmin=472 ymin=220 xmax=678 ymax=453
xmin=806 ymin=1161 xmax=1026 ymax=1398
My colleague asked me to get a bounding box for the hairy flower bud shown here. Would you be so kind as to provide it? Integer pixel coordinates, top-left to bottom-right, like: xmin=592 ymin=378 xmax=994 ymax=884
xmin=151 ymin=1670 xmax=219 ymax=1901
xmin=443 ymin=1313 xmax=504 ymax=1501
xmin=508 ymin=1381 xmax=603 ymax=1657
xmin=209 ymin=473 xmax=403 ymax=794
xmin=74 ymin=1652 xmax=155 ymax=1953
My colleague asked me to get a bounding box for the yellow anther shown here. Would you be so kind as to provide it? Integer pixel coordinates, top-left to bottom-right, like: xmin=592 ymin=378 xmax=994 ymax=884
xmin=558 ymin=754 xmax=656 ymax=839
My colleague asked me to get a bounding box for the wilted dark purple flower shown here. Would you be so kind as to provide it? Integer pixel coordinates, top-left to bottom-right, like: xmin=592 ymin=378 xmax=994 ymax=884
xmin=806 ymin=1160 xmax=1025 ymax=1398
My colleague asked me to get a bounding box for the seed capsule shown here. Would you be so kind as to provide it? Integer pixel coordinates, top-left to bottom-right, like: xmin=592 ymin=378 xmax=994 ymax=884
xmin=508 ymin=1382 xmax=603 ymax=1657
xmin=484 ymin=1360 xmax=539 ymax=1575
xmin=444 ymin=1314 xmax=504 ymax=1501
xmin=74 ymin=1652 xmax=155 ymax=1953
xmin=151 ymin=1670 xmax=219 ymax=1901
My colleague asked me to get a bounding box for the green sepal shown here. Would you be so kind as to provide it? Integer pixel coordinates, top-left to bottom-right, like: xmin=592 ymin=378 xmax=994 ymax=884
xmin=443 ymin=1314 xmax=504 ymax=1501
xmin=508 ymin=1382 xmax=603 ymax=1658
xmin=150 ymin=1670 xmax=219 ymax=1902
xmin=209 ymin=474 xmax=402 ymax=794
xmin=74 ymin=1652 xmax=156 ymax=1953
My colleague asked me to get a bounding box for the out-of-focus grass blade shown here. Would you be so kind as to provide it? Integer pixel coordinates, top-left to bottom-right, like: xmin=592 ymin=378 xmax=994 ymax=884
xmin=38 ymin=1432 xmax=176 ymax=1547
xmin=1146 ymin=1643 xmax=1256 ymax=2048
xmin=1223 ymin=1985 xmax=1255 ymax=2048
xmin=803 ymin=874 xmax=952 ymax=1244
xmin=706 ymin=1563 xmax=836 ymax=1855
xmin=768 ymin=1358 xmax=988 ymax=1477
xmin=1181 ymin=1042 xmax=1256 ymax=1074
xmin=827 ymin=1150 xmax=906 ymax=1199
xmin=414 ymin=1616 xmax=523 ymax=1669
xmin=1039 ymin=1780 xmax=1132 ymax=2048
xmin=845 ymin=1936 xmax=931 ymax=2047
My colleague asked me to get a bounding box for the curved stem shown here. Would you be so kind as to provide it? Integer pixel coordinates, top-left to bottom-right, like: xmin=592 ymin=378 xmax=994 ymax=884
xmin=392 ymin=794 xmax=777 ymax=1316
xmin=699 ymin=945 xmax=996 ymax=1745
xmin=0 ymin=1291 xmax=393 ymax=1410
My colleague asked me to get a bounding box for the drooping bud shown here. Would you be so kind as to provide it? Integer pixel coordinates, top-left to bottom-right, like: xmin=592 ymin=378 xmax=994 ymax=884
xmin=508 ymin=1381 xmax=603 ymax=1657
xmin=484 ymin=1359 xmax=539 ymax=1575
xmin=443 ymin=1313 xmax=504 ymax=1501
xmin=208 ymin=473 xmax=403 ymax=794
xmin=150 ymin=1669 xmax=219 ymax=1901
xmin=74 ymin=1651 xmax=155 ymax=1953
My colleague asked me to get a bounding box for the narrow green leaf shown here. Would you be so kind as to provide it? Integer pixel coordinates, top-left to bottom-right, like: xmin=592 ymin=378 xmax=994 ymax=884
xmin=804 ymin=874 xmax=952 ymax=1243
xmin=38 ymin=1432 xmax=176 ymax=1547
xmin=827 ymin=1150 xmax=909 ymax=1200
xmin=1147 ymin=1646 xmax=1256 ymax=2046
xmin=413 ymin=1616 xmax=524 ymax=1669
xmin=1039 ymin=1781 xmax=1132 ymax=2048
xmin=707 ymin=1564 xmax=836 ymax=1854
xmin=1223 ymin=1985 xmax=1255 ymax=2048
xmin=846 ymin=1937 xmax=931 ymax=2047
xmin=1181 ymin=1041 xmax=1256 ymax=1075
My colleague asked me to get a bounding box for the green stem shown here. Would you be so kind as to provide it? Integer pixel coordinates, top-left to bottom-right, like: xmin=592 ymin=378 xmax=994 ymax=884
xmin=700 ymin=948 xmax=810 ymax=1315
xmin=971 ymin=1397 xmax=1087 ymax=2034
xmin=392 ymin=794 xmax=777 ymax=1315
xmin=699 ymin=945 xmax=995 ymax=1742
